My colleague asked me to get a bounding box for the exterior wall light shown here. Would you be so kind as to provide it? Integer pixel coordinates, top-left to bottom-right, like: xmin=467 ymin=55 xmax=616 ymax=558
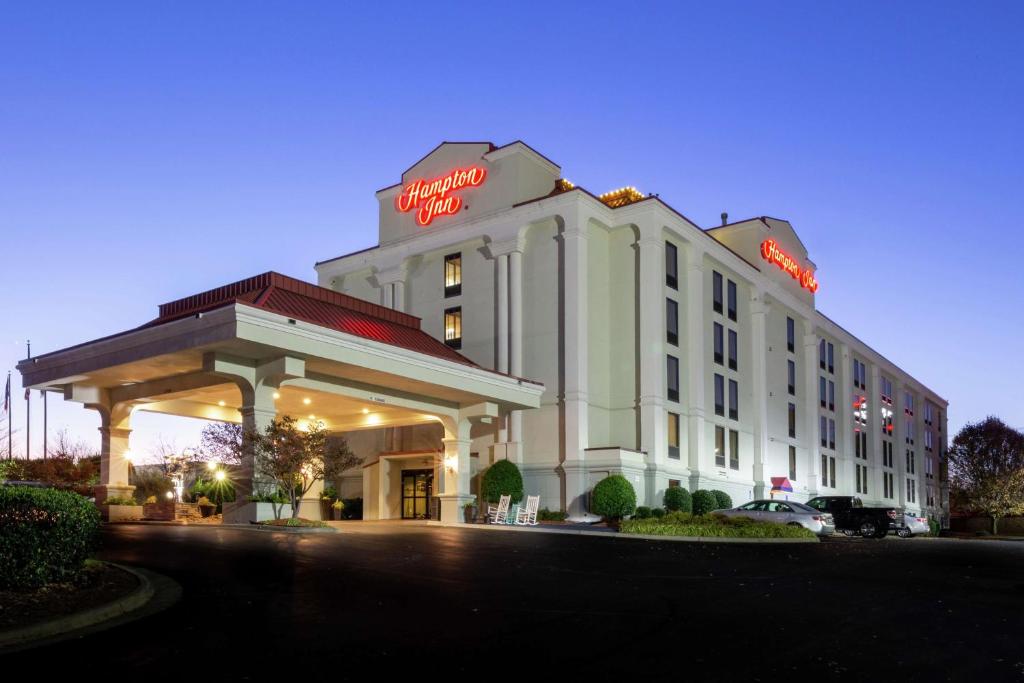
xmin=214 ymin=470 xmax=226 ymax=482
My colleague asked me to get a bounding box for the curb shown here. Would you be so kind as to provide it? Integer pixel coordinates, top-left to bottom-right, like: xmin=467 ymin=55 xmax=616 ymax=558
xmin=116 ymin=521 xmax=338 ymax=534
xmin=429 ymin=521 xmax=820 ymax=543
xmin=0 ymin=563 xmax=181 ymax=653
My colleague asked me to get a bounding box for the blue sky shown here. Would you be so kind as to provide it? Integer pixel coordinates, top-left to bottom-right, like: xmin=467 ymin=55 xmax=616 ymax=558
xmin=1 ymin=1 xmax=1021 ymax=460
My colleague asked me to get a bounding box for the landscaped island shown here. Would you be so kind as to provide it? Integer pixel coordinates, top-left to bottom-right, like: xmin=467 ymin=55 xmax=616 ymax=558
xmin=621 ymin=511 xmax=817 ymax=539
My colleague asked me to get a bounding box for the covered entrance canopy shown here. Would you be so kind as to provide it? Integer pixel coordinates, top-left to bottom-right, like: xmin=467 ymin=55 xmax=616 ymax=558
xmin=17 ymin=272 xmax=543 ymax=523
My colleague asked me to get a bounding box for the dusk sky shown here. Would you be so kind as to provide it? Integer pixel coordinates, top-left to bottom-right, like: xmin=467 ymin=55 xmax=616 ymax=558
xmin=2 ymin=2 xmax=1022 ymax=461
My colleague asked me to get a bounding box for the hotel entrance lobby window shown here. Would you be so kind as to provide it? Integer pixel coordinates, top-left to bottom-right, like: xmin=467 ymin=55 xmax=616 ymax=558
xmin=401 ymin=469 xmax=434 ymax=519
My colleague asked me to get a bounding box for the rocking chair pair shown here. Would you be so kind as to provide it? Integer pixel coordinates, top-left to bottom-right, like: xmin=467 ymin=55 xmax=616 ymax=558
xmin=487 ymin=494 xmax=540 ymax=526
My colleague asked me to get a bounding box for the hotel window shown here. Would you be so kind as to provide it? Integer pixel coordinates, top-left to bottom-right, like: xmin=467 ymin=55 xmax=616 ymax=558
xmin=787 ymin=360 xmax=796 ymax=395
xmin=853 ymin=359 xmax=866 ymax=390
xmin=906 ymin=478 xmax=916 ymax=504
xmin=786 ymin=317 xmax=795 ymax=353
xmin=714 ymin=374 xmax=725 ymax=416
xmin=820 ymin=415 xmax=828 ymax=448
xmin=830 ymin=457 xmax=836 ymax=488
xmin=881 ymin=377 xmax=893 ymax=405
xmin=443 ymin=307 xmax=462 ymax=349
xmin=904 ymin=392 xmax=914 ymax=415
xmin=856 ymin=464 xmax=868 ymax=495
xmin=713 ymin=323 xmax=724 ymax=365
xmin=788 ymin=402 xmax=796 ymax=438
xmin=925 ymin=456 xmax=934 ymax=480
xmin=728 ymin=329 xmax=738 ymax=371
xmin=666 ymin=242 xmax=678 ymax=289
xmin=828 ymin=381 xmax=835 ymax=412
xmin=669 ymin=479 xmax=681 ymax=488
xmin=924 ymin=430 xmax=933 ymax=452
xmin=905 ymin=419 xmax=914 ymax=445
xmin=444 ymin=253 xmax=462 ymax=298
xmin=666 ymin=298 xmax=678 ymax=346
xmin=667 ymin=355 xmax=680 ymax=402
xmin=728 ymin=379 xmax=738 ymax=420
xmin=727 ymin=280 xmax=737 ymax=321
xmin=927 ymin=487 xmax=935 ymax=507
xmin=821 ymin=454 xmax=828 ymax=487
xmin=712 ymin=271 xmax=723 ymax=314
xmin=827 ymin=343 xmax=834 ymax=374
xmin=789 ymin=445 xmax=797 ymax=481
xmin=829 ymin=419 xmax=836 ymax=450
xmin=924 ymin=403 xmax=934 ymax=425
xmin=819 ymin=339 xmax=826 ymax=370
xmin=819 ymin=377 xmax=827 ymax=408
xmin=667 ymin=412 xmax=680 ymax=459
xmin=884 ymin=472 xmax=894 ymax=499
xmin=715 ymin=426 xmax=726 ymax=467
xmin=729 ymin=429 xmax=739 ymax=470
xmin=907 ymin=450 xmax=916 ymax=475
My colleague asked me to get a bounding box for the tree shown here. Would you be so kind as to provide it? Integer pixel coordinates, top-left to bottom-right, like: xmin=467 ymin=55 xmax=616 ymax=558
xmin=947 ymin=417 xmax=1024 ymax=534
xmin=199 ymin=422 xmax=243 ymax=466
xmin=247 ymin=416 xmax=361 ymax=519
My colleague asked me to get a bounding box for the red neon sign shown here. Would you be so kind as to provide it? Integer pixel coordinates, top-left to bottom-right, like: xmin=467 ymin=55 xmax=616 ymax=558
xmin=760 ymin=239 xmax=819 ymax=293
xmin=396 ymin=166 xmax=487 ymax=226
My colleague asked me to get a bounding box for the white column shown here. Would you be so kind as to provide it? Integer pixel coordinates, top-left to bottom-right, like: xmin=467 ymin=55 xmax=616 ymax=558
xmin=562 ymin=216 xmax=589 ymax=518
xmin=509 ymin=248 xmax=524 ymax=464
xmin=894 ymin=380 xmax=907 ymax=507
xmin=750 ymin=293 xmax=770 ymax=498
xmin=497 ymin=253 xmax=509 ymax=373
xmin=802 ymin=318 xmax=821 ymax=495
xmin=392 ymin=280 xmax=406 ymax=312
xmin=637 ymin=230 xmax=665 ymax=503
xmin=839 ymin=343 xmax=856 ymax=495
xmin=96 ymin=407 xmax=135 ymax=505
xmin=238 ymin=386 xmax=277 ymax=501
xmin=438 ymin=416 xmax=474 ymax=524
xmin=870 ymin=364 xmax=885 ymax=500
xmin=382 ymin=283 xmax=393 ymax=308
xmin=684 ymin=245 xmax=706 ymax=487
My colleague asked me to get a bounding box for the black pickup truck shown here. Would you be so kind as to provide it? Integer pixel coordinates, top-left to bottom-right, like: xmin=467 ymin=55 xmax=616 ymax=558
xmin=805 ymin=496 xmax=899 ymax=538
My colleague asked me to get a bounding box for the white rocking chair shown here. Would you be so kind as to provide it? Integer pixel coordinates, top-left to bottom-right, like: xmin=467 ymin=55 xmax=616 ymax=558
xmin=515 ymin=495 xmax=540 ymax=526
xmin=488 ymin=495 xmax=511 ymax=524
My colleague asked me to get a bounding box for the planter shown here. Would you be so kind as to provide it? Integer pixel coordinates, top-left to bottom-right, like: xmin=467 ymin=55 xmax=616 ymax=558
xmin=199 ymin=505 xmax=216 ymax=518
xmin=331 ymin=508 xmax=344 ymax=520
xmin=320 ymin=501 xmax=334 ymax=520
xmin=103 ymin=504 xmax=145 ymax=522
xmin=222 ymin=501 xmax=293 ymax=524
xmin=463 ymin=506 xmax=478 ymax=524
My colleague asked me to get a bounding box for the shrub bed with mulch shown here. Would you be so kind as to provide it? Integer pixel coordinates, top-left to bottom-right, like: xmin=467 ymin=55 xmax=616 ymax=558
xmin=257 ymin=518 xmax=329 ymax=528
xmin=621 ymin=512 xmax=816 ymax=539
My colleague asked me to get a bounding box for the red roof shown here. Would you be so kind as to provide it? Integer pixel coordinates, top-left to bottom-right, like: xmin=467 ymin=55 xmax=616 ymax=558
xmin=146 ymin=272 xmax=475 ymax=366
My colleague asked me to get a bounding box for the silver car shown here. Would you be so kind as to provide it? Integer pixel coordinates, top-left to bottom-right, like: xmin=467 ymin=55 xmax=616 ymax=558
xmin=717 ymin=499 xmax=836 ymax=536
xmin=894 ymin=511 xmax=930 ymax=537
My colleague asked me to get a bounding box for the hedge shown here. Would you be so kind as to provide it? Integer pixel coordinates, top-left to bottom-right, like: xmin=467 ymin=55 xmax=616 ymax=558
xmin=621 ymin=513 xmax=816 ymax=539
xmin=591 ymin=475 xmax=636 ymax=520
xmin=692 ymin=489 xmax=719 ymax=516
xmin=663 ymin=486 xmax=692 ymax=513
xmin=0 ymin=486 xmax=101 ymax=590
xmin=481 ymin=460 xmax=524 ymax=504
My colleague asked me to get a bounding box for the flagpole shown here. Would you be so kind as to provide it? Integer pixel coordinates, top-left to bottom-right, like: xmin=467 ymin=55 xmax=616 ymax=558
xmin=25 ymin=340 xmax=30 ymax=461
xmin=6 ymin=372 xmax=11 ymax=461
xmin=42 ymin=389 xmax=48 ymax=460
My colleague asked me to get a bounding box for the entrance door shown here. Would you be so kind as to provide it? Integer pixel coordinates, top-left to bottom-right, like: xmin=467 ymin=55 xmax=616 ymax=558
xmin=401 ymin=469 xmax=433 ymax=519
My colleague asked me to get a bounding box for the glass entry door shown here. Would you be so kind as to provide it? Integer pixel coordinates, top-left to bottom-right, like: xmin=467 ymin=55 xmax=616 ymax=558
xmin=401 ymin=469 xmax=433 ymax=520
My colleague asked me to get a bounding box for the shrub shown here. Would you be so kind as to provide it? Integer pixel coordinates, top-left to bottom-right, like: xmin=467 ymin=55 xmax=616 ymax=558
xmin=591 ymin=475 xmax=637 ymax=521
xmin=635 ymin=506 xmax=652 ymax=519
xmin=481 ymin=460 xmax=524 ymax=504
xmin=103 ymin=495 xmax=138 ymax=506
xmin=928 ymin=517 xmax=941 ymax=537
xmin=131 ymin=468 xmax=174 ymax=503
xmin=692 ymin=489 xmax=719 ymax=516
xmin=197 ymin=496 xmax=214 ymax=507
xmin=340 ymin=497 xmax=363 ymax=520
xmin=620 ymin=515 xmax=815 ymax=539
xmin=650 ymin=507 xmax=666 ymax=519
xmin=663 ymin=487 xmax=692 ymax=513
xmin=321 ymin=486 xmax=339 ymax=501
xmin=0 ymin=486 xmax=102 ymax=590
xmin=538 ymin=508 xmax=568 ymax=522
xmin=712 ymin=490 xmax=733 ymax=510
xmin=145 ymin=495 xmax=158 ymax=504
xmin=664 ymin=511 xmax=694 ymax=524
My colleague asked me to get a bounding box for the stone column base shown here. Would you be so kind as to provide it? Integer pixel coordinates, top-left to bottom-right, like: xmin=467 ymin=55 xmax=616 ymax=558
xmin=94 ymin=484 xmax=136 ymax=506
xmin=437 ymin=493 xmax=476 ymax=524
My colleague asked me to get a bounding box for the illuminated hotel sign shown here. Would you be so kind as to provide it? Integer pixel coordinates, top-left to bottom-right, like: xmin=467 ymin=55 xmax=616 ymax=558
xmin=760 ymin=239 xmax=819 ymax=293
xmin=396 ymin=166 xmax=487 ymax=226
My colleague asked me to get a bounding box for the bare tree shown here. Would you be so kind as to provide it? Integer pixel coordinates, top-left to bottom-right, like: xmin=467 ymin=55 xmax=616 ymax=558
xmin=199 ymin=421 xmax=243 ymax=466
xmin=52 ymin=428 xmax=95 ymax=460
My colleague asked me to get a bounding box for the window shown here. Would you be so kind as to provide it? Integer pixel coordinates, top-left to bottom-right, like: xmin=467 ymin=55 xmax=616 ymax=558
xmin=884 ymin=472 xmax=894 ymax=499
xmin=880 ymin=377 xmax=893 ymax=404
xmin=829 ymin=419 xmax=836 ymax=450
xmin=853 ymin=359 xmax=867 ymax=390
xmin=924 ymin=430 xmax=933 ymax=451
xmin=728 ymin=329 xmax=738 ymax=371
xmin=669 ymin=479 xmax=681 ymax=488
xmin=905 ymin=419 xmax=914 ymax=445
xmin=820 ymin=415 xmax=828 ymax=448
xmin=819 ymin=339 xmax=826 ymax=370
xmin=444 ymin=307 xmax=462 ymax=348
xmin=830 ymin=457 xmax=836 ymax=488
xmin=856 ymin=464 xmax=868 ymax=495
xmin=819 ymin=377 xmax=827 ymax=408
xmin=788 ymin=402 xmax=796 ymax=438
xmin=667 ymin=356 xmax=679 ymax=402
xmin=789 ymin=445 xmax=797 ymax=481
xmin=665 ymin=242 xmax=678 ymax=289
xmin=715 ymin=426 xmax=725 ymax=467
xmin=668 ymin=412 xmax=680 ymax=459
xmin=712 ymin=271 xmax=723 ymax=313
xmin=787 ymin=360 xmax=796 ymax=395
xmin=828 ymin=381 xmax=835 ymax=412
xmin=714 ymin=374 xmax=725 ymax=416
xmin=924 ymin=403 xmax=934 ymax=425
xmin=729 ymin=429 xmax=739 ymax=470
xmin=904 ymin=392 xmax=914 ymax=415
xmin=786 ymin=317 xmax=795 ymax=353
xmin=906 ymin=478 xmax=916 ymax=504
xmin=444 ymin=253 xmax=462 ymax=297
xmin=728 ymin=379 xmax=738 ymax=420
xmin=666 ymin=298 xmax=678 ymax=346
xmin=727 ymin=280 xmax=737 ymax=321
xmin=821 ymin=454 xmax=828 ymax=487
xmin=713 ymin=323 xmax=724 ymax=365
xmin=827 ymin=343 xmax=834 ymax=374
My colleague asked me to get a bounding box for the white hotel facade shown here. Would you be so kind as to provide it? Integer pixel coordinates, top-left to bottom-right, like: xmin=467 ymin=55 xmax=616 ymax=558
xmin=316 ymin=140 xmax=950 ymax=522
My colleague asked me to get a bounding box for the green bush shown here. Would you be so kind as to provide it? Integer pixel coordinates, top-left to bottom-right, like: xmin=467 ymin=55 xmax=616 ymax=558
xmin=650 ymin=507 xmax=666 ymax=519
xmin=591 ymin=475 xmax=637 ymax=520
xmin=664 ymin=510 xmax=694 ymax=524
xmin=131 ymin=468 xmax=174 ymax=503
xmin=620 ymin=514 xmax=815 ymax=539
xmin=692 ymin=489 xmax=719 ymax=516
xmin=0 ymin=486 xmax=102 ymax=590
xmin=538 ymin=508 xmax=568 ymax=522
xmin=634 ymin=506 xmax=651 ymax=519
xmin=928 ymin=517 xmax=941 ymax=537
xmin=663 ymin=486 xmax=692 ymax=513
xmin=103 ymin=496 xmax=138 ymax=506
xmin=481 ymin=460 xmax=524 ymax=504
xmin=712 ymin=490 xmax=733 ymax=510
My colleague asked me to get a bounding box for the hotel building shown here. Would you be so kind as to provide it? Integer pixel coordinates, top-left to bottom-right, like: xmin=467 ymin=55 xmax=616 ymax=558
xmin=316 ymin=141 xmax=949 ymax=522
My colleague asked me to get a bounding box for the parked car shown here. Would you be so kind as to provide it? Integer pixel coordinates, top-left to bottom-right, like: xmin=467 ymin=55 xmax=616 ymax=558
xmin=716 ymin=499 xmax=836 ymax=536
xmin=893 ymin=511 xmax=930 ymax=538
xmin=805 ymin=496 xmax=898 ymax=538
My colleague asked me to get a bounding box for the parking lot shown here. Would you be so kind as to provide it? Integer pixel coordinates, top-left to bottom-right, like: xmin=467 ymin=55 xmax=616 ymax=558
xmin=6 ymin=523 xmax=1023 ymax=679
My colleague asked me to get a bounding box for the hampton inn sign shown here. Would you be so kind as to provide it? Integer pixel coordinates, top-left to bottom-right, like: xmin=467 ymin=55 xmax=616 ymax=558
xmin=396 ymin=165 xmax=488 ymax=226
xmin=760 ymin=238 xmax=820 ymax=293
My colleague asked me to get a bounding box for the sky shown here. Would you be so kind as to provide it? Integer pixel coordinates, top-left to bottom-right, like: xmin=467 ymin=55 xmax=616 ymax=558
xmin=1 ymin=1 xmax=1022 ymax=462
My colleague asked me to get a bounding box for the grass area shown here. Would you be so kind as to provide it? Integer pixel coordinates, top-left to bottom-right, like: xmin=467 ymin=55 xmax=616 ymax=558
xmin=620 ymin=512 xmax=816 ymax=539
xmin=259 ymin=518 xmax=329 ymax=528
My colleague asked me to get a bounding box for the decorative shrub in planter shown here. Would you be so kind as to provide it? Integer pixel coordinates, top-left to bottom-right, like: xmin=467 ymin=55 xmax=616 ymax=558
xmin=197 ymin=496 xmax=216 ymax=518
xmin=481 ymin=460 xmax=524 ymax=504
xmin=463 ymin=500 xmax=478 ymax=523
xmin=102 ymin=495 xmax=144 ymax=522
xmin=711 ymin=490 xmax=733 ymax=510
xmin=0 ymin=486 xmax=101 ymax=590
xmin=663 ymin=486 xmax=692 ymax=513
xmin=691 ymin=489 xmax=719 ymax=516
xmin=591 ymin=475 xmax=637 ymax=524
xmin=331 ymin=499 xmax=345 ymax=521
